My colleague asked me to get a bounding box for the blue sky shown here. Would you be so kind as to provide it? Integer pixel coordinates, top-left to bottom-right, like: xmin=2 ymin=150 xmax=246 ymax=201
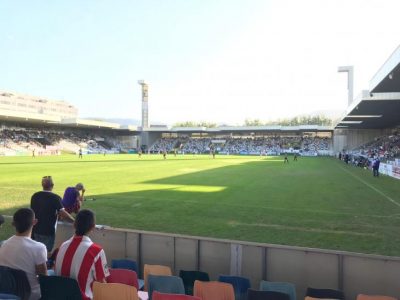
xmin=1 ymin=0 xmax=399 ymax=125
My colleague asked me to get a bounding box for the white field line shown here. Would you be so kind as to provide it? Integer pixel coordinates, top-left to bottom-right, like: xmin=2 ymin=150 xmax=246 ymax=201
xmin=339 ymin=165 xmax=400 ymax=208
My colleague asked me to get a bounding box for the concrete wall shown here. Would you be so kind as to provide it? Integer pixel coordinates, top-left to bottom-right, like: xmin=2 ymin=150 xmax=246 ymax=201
xmin=140 ymin=132 xmax=162 ymax=149
xmin=333 ymin=128 xmax=393 ymax=153
xmin=55 ymin=224 xmax=400 ymax=300
xmin=115 ymin=135 xmax=138 ymax=149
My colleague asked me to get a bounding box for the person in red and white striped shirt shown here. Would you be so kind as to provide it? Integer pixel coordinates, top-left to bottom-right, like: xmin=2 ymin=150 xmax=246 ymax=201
xmin=55 ymin=209 xmax=109 ymax=300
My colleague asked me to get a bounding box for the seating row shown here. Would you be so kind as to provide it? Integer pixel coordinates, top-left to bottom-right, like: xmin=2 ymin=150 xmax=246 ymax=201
xmin=104 ymin=259 xmax=398 ymax=300
xmin=1 ymin=260 xmax=398 ymax=300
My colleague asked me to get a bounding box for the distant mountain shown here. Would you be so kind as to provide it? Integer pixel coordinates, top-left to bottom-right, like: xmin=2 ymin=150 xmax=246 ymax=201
xmin=87 ymin=118 xmax=141 ymax=126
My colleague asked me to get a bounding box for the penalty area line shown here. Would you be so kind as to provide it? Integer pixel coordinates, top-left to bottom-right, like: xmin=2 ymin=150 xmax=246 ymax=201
xmin=338 ymin=165 xmax=400 ymax=208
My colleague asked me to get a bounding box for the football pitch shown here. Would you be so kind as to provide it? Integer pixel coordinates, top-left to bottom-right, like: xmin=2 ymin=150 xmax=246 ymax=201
xmin=1 ymin=154 xmax=400 ymax=256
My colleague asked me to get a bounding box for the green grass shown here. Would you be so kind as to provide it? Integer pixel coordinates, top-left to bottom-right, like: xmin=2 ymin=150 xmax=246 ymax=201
xmin=1 ymin=154 xmax=400 ymax=256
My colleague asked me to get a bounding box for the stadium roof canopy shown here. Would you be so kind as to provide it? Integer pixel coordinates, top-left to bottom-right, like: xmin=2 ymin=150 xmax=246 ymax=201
xmin=370 ymin=45 xmax=400 ymax=93
xmin=144 ymin=125 xmax=333 ymax=134
xmin=0 ymin=110 xmax=138 ymax=132
xmin=60 ymin=118 xmax=121 ymax=129
xmin=0 ymin=109 xmax=61 ymax=124
xmin=336 ymin=92 xmax=400 ymax=129
xmin=336 ymin=45 xmax=400 ymax=130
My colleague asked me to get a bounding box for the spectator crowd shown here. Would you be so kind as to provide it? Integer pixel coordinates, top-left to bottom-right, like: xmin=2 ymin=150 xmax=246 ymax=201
xmin=149 ymin=136 xmax=332 ymax=156
xmin=0 ymin=126 xmax=124 ymax=156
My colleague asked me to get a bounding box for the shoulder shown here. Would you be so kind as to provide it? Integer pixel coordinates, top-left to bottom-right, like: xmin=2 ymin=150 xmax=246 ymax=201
xmin=29 ymin=239 xmax=47 ymax=252
xmin=87 ymin=242 xmax=105 ymax=258
xmin=58 ymin=237 xmax=73 ymax=250
xmin=0 ymin=236 xmax=16 ymax=247
xmin=90 ymin=242 xmax=104 ymax=253
xmin=49 ymin=192 xmax=62 ymax=201
xmin=31 ymin=191 xmax=43 ymax=199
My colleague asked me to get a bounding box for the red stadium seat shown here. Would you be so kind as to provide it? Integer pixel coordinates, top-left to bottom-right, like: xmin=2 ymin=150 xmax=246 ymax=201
xmin=106 ymin=268 xmax=139 ymax=290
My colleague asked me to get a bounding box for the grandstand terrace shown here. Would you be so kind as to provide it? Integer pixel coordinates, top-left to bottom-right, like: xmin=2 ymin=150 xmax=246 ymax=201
xmin=0 ymin=91 xmax=140 ymax=156
xmin=145 ymin=125 xmax=333 ymax=156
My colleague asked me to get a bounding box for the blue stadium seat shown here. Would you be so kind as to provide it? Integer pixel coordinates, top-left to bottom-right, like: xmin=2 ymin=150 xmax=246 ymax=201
xmin=218 ymin=275 xmax=251 ymax=300
xmin=148 ymin=275 xmax=185 ymax=300
xmin=259 ymin=280 xmax=296 ymax=300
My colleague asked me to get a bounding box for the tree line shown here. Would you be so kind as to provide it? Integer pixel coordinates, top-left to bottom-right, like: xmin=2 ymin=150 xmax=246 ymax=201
xmin=244 ymin=115 xmax=336 ymax=126
xmin=174 ymin=115 xmax=336 ymax=127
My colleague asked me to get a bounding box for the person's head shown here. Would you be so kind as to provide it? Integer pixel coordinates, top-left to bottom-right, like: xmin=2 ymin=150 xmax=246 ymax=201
xmin=42 ymin=176 xmax=54 ymax=191
xmin=75 ymin=183 xmax=84 ymax=191
xmin=74 ymin=209 xmax=95 ymax=236
xmin=13 ymin=208 xmax=36 ymax=234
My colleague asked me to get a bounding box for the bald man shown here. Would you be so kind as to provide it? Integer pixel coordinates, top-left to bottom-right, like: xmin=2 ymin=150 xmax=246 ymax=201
xmin=31 ymin=176 xmax=74 ymax=253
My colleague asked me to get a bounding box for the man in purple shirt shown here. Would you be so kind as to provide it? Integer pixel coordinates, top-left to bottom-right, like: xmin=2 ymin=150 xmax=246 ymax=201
xmin=62 ymin=183 xmax=85 ymax=214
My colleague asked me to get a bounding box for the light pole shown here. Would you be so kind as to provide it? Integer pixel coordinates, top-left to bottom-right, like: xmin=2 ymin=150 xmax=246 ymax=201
xmin=338 ymin=66 xmax=354 ymax=106
xmin=138 ymin=80 xmax=149 ymax=129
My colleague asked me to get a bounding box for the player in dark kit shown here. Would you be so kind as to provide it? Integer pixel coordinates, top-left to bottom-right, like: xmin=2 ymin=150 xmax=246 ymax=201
xmin=294 ymin=153 xmax=298 ymax=161
xmin=284 ymin=154 xmax=289 ymax=163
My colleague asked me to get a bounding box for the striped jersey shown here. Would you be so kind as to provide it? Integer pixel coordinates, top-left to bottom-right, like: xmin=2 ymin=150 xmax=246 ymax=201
xmin=55 ymin=235 xmax=110 ymax=300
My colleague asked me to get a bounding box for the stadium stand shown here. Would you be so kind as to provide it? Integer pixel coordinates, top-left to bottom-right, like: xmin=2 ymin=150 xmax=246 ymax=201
xmin=351 ymin=132 xmax=400 ymax=160
xmin=0 ymin=125 xmax=127 ymax=156
xmin=148 ymin=136 xmax=333 ymax=156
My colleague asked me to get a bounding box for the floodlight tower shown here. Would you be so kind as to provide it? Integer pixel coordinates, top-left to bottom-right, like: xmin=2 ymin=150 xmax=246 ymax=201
xmin=338 ymin=66 xmax=354 ymax=106
xmin=138 ymin=80 xmax=149 ymax=129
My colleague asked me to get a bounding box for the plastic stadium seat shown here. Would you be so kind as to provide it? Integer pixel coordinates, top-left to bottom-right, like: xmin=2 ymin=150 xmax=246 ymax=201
xmin=259 ymin=280 xmax=296 ymax=300
xmin=306 ymin=287 xmax=344 ymax=300
xmin=247 ymin=289 xmax=290 ymax=300
xmin=357 ymin=295 xmax=398 ymax=300
xmin=144 ymin=264 xmax=173 ymax=291
xmin=193 ymin=280 xmax=235 ymax=300
xmin=179 ymin=270 xmax=210 ymax=295
xmin=152 ymin=291 xmax=201 ymax=300
xmin=107 ymin=269 xmax=139 ymax=290
xmin=111 ymin=259 xmax=139 ymax=273
xmin=0 ymin=266 xmax=30 ymax=300
xmin=39 ymin=275 xmax=82 ymax=300
xmin=111 ymin=260 xmax=143 ymax=289
xmin=218 ymin=275 xmax=251 ymax=300
xmin=148 ymin=275 xmax=185 ymax=300
xmin=93 ymin=282 xmax=139 ymax=300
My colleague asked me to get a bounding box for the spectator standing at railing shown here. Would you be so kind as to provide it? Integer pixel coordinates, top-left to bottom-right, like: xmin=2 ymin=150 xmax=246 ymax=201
xmin=62 ymin=183 xmax=86 ymax=214
xmin=372 ymin=157 xmax=380 ymax=177
xmin=31 ymin=176 xmax=75 ymax=254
